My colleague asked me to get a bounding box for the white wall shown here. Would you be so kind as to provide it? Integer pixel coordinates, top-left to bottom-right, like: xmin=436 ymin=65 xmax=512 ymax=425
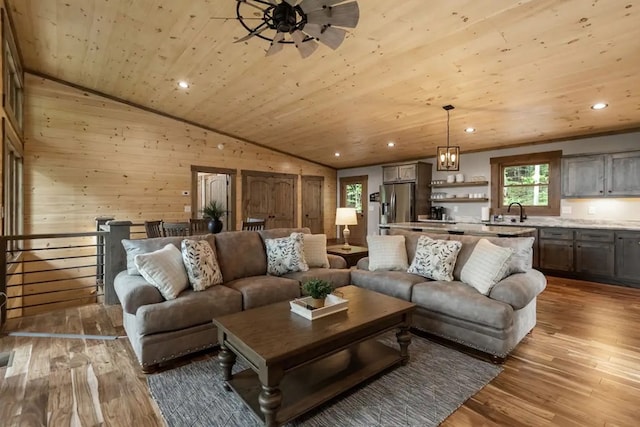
xmin=338 ymin=131 xmax=640 ymax=236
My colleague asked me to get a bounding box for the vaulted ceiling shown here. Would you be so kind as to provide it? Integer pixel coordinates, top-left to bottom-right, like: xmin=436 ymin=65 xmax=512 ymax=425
xmin=8 ymin=0 xmax=640 ymax=168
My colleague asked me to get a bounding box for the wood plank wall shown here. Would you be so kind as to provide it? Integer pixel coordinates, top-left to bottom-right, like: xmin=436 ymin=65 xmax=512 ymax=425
xmin=24 ymin=74 xmax=338 ymax=236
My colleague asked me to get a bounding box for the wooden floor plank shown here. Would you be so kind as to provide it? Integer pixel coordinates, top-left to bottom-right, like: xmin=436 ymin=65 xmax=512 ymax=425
xmin=1 ymin=276 xmax=639 ymax=426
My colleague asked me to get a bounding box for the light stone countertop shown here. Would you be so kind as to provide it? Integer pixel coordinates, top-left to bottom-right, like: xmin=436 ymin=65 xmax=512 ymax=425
xmin=448 ymin=216 xmax=640 ymax=231
xmin=382 ymin=222 xmax=536 ymax=236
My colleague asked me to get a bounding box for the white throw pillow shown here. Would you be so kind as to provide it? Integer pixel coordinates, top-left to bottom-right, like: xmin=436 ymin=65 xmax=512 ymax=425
xmin=181 ymin=239 xmax=223 ymax=291
xmin=367 ymin=235 xmax=409 ymax=271
xmin=303 ymin=234 xmax=330 ymax=268
xmin=408 ymin=236 xmax=462 ymax=281
xmin=460 ymin=239 xmax=514 ymax=295
xmin=265 ymin=232 xmax=309 ymax=276
xmin=134 ymin=244 xmax=189 ymax=300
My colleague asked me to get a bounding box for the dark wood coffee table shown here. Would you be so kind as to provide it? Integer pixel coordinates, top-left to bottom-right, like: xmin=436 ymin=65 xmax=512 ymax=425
xmin=213 ymin=285 xmax=415 ymax=427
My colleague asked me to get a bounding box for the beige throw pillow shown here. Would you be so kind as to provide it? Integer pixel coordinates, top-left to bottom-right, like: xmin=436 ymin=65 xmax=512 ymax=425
xmin=134 ymin=244 xmax=189 ymax=300
xmin=367 ymin=235 xmax=409 ymax=271
xmin=460 ymin=238 xmax=514 ymax=295
xmin=303 ymin=234 xmax=330 ymax=268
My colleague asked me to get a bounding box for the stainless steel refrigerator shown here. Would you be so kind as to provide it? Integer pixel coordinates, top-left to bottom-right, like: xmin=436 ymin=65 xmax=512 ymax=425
xmin=380 ymin=182 xmax=415 ymax=224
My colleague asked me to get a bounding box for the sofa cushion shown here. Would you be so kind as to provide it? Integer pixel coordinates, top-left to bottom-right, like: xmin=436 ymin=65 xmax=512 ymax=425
xmin=489 ymin=269 xmax=547 ymax=309
xmin=225 ymin=276 xmax=301 ymax=310
xmin=135 ymin=285 xmax=243 ymax=335
xmin=351 ymin=269 xmax=425 ymax=301
xmin=303 ymin=234 xmax=330 ymax=268
xmin=408 ymin=236 xmax=462 ymax=281
xmin=265 ymin=232 xmax=309 ymax=276
xmin=134 ymin=244 xmax=189 ymax=300
xmin=284 ymin=268 xmax=351 ymax=289
xmin=114 ymin=271 xmax=164 ymax=315
xmin=460 ymin=239 xmax=514 ymax=295
xmin=122 ymin=234 xmax=213 ymax=275
xmin=181 ymin=239 xmax=223 ymax=291
xmin=214 ymin=231 xmax=267 ymax=282
xmin=367 ymin=235 xmax=409 ymax=271
xmin=258 ymin=227 xmax=311 ymax=241
xmin=411 ymin=281 xmax=513 ymax=331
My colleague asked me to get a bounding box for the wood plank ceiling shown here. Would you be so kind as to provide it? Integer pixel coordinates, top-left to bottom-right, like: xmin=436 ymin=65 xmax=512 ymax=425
xmin=8 ymin=0 xmax=640 ymax=168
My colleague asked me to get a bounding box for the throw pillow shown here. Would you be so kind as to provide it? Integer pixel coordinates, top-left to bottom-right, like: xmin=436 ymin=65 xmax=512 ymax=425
xmin=303 ymin=234 xmax=330 ymax=268
xmin=407 ymin=236 xmax=462 ymax=281
xmin=134 ymin=244 xmax=188 ymax=300
xmin=265 ymin=232 xmax=309 ymax=276
xmin=460 ymin=238 xmax=514 ymax=295
xmin=181 ymin=239 xmax=223 ymax=291
xmin=367 ymin=235 xmax=409 ymax=271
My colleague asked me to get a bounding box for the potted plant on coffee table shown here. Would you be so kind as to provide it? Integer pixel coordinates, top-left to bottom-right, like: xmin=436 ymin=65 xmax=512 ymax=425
xmin=302 ymin=278 xmax=334 ymax=309
xmin=202 ymin=200 xmax=225 ymax=234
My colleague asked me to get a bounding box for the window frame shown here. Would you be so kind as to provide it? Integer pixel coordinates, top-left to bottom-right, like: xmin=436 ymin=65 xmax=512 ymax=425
xmin=490 ymin=150 xmax=562 ymax=216
xmin=2 ymin=7 xmax=23 ymax=134
xmin=3 ymin=118 xmax=23 ymax=257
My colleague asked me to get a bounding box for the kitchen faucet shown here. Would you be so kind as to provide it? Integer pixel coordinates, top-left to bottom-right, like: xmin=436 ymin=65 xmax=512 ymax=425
xmin=507 ymin=202 xmax=527 ymax=222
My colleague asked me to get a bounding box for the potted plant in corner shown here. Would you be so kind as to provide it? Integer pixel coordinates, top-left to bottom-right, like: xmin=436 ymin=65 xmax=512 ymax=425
xmin=202 ymin=200 xmax=225 ymax=234
xmin=302 ymin=278 xmax=334 ymax=309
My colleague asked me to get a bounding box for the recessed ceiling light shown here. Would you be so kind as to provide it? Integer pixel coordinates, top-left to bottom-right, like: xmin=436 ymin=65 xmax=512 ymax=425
xmin=591 ymin=102 xmax=608 ymax=110
xmin=178 ymin=81 xmax=189 ymax=89
xmin=387 ymin=142 xmax=395 ymax=147
xmin=334 ymin=152 xmax=340 ymax=157
xmin=464 ymin=127 xmax=476 ymax=133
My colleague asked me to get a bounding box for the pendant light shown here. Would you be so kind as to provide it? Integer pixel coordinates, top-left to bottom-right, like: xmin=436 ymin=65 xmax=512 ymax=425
xmin=436 ymin=105 xmax=460 ymax=171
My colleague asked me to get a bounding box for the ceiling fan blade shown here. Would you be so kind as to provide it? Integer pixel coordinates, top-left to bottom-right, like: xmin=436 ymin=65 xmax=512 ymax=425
xmin=299 ymin=0 xmax=345 ymax=14
xmin=234 ymin=24 xmax=269 ymax=43
xmin=291 ymin=30 xmax=319 ymax=58
xmin=236 ymin=0 xmax=269 ymax=13
xmin=266 ymin=31 xmax=285 ymax=56
xmin=306 ymin=2 xmax=359 ymax=28
xmin=303 ymin=24 xmax=346 ymax=50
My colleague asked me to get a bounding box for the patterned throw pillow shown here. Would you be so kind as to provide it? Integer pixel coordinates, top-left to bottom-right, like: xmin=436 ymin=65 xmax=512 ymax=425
xmin=181 ymin=239 xmax=223 ymax=291
xmin=265 ymin=232 xmax=309 ymax=276
xmin=407 ymin=236 xmax=462 ymax=281
xmin=461 ymin=238 xmax=514 ymax=295
xmin=367 ymin=235 xmax=409 ymax=271
xmin=134 ymin=244 xmax=188 ymax=300
xmin=303 ymin=234 xmax=330 ymax=268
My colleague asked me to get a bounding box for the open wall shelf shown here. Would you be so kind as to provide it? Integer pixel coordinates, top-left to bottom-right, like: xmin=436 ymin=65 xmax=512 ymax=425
xmin=430 ymin=181 xmax=488 ymax=188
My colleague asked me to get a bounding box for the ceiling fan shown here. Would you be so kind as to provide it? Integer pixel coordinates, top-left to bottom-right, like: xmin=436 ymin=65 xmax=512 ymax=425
xmin=235 ymin=0 xmax=360 ymax=58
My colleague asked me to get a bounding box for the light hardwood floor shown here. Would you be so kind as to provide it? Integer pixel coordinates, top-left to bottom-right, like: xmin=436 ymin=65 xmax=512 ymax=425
xmin=1 ymin=276 xmax=639 ymax=426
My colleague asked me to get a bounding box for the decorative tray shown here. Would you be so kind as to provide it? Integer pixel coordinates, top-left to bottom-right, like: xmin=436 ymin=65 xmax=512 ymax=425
xmin=289 ymin=294 xmax=349 ymax=320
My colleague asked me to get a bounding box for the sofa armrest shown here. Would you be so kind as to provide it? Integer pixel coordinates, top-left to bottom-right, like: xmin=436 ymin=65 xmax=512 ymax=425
xmin=356 ymin=257 xmax=369 ymax=271
xmin=489 ymin=269 xmax=547 ymax=310
xmin=114 ymin=270 xmax=164 ymax=315
xmin=327 ymin=254 xmax=347 ymax=269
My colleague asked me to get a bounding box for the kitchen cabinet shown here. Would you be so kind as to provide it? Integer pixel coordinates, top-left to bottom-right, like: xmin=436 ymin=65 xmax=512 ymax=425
xmin=615 ymin=231 xmax=640 ymax=283
xmin=382 ymin=162 xmax=429 ymax=183
xmin=562 ymin=150 xmax=640 ymax=198
xmin=539 ymin=228 xmax=574 ymax=271
xmin=574 ymin=230 xmax=615 ymax=277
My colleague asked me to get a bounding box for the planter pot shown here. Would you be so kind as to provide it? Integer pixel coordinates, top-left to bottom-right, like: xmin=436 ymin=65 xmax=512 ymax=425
xmin=308 ymin=297 xmax=326 ymax=309
xmin=208 ymin=219 xmax=223 ymax=234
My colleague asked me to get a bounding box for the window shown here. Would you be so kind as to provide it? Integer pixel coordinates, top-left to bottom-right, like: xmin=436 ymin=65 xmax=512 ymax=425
xmin=345 ymin=183 xmax=363 ymax=213
xmin=3 ymin=119 xmax=23 ymax=255
xmin=490 ymin=150 xmax=561 ymax=216
xmin=2 ymin=9 xmax=23 ymax=133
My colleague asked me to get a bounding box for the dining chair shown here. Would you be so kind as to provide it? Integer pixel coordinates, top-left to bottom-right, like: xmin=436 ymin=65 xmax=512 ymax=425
xmin=144 ymin=220 xmax=163 ymax=238
xmin=189 ymin=218 xmax=210 ymax=235
xmin=162 ymin=222 xmax=190 ymax=237
xmin=242 ymin=218 xmax=266 ymax=231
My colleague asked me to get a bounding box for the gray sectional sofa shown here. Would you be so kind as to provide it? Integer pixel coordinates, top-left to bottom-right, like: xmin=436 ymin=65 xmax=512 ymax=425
xmin=114 ymin=228 xmax=350 ymax=371
xmin=351 ymin=229 xmax=547 ymax=361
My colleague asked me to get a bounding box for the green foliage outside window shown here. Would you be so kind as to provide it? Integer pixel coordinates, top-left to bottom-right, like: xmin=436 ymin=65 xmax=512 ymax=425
xmin=502 ymin=164 xmax=549 ymax=207
xmin=346 ymin=184 xmax=363 ymax=213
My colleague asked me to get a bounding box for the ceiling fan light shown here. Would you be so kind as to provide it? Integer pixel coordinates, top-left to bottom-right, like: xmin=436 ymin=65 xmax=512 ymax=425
xmin=306 ymin=2 xmax=359 ymax=28
xmin=291 ymin=30 xmax=319 ymax=58
xmin=303 ymin=24 xmax=346 ymax=49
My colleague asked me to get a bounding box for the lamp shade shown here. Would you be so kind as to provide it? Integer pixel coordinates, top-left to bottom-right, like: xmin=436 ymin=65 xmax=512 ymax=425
xmin=335 ymin=207 xmax=358 ymax=225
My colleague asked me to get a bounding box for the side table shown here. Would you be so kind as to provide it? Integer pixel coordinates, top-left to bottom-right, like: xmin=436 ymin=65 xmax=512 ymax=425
xmin=326 ymin=245 xmax=369 ymax=268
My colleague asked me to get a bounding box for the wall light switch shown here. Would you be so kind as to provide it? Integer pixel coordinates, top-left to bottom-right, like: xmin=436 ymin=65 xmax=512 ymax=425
xmin=588 ymin=206 xmax=596 ymax=215
xmin=184 ymin=205 xmax=191 ymax=213
xmin=562 ymin=206 xmax=572 ymax=214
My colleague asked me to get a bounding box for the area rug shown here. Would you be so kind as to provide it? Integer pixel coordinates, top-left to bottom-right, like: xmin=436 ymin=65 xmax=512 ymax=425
xmin=148 ymin=334 xmax=502 ymax=426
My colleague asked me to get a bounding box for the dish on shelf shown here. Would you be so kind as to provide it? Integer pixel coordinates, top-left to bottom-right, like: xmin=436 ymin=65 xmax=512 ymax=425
xmin=456 ymin=193 xmax=469 ymax=198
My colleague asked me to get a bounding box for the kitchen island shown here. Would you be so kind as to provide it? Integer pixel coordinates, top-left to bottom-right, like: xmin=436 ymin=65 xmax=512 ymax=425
xmin=380 ymin=222 xmax=536 ymax=237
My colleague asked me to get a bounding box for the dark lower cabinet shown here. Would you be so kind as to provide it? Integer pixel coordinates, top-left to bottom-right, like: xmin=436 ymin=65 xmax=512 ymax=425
xmin=615 ymin=231 xmax=640 ymax=282
xmin=575 ymin=242 xmax=615 ymax=277
xmin=539 ymin=239 xmax=574 ymax=272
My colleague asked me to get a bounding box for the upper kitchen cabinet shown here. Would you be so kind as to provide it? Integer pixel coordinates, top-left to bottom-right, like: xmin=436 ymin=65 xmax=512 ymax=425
xmin=562 ymin=151 xmax=640 ymax=198
xmin=383 ymin=162 xmax=430 ymax=183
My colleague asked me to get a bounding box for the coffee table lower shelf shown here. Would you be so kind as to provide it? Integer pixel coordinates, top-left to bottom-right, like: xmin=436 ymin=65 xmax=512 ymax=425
xmin=226 ymin=339 xmax=402 ymax=426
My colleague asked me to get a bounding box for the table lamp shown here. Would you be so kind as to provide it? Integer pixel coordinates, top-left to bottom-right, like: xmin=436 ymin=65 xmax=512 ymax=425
xmin=335 ymin=207 xmax=358 ymax=250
